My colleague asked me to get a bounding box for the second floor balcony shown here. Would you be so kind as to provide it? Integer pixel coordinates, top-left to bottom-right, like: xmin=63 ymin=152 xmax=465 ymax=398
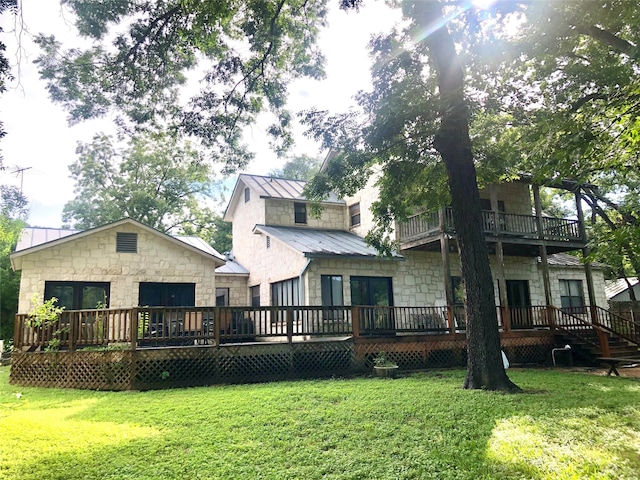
xmin=399 ymin=207 xmax=586 ymax=255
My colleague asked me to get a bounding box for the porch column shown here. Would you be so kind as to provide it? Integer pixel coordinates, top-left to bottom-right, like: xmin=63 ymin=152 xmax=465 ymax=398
xmin=575 ymin=190 xmax=598 ymax=315
xmin=439 ymin=208 xmax=455 ymax=334
xmin=491 ymin=184 xmax=510 ymax=331
xmin=533 ymin=185 xmax=553 ymax=307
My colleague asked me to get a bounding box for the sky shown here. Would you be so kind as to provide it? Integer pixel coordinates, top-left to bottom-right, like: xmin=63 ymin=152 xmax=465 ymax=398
xmin=0 ymin=1 xmax=400 ymax=228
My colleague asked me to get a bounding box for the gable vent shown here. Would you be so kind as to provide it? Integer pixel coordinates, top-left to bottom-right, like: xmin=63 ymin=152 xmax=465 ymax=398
xmin=116 ymin=232 xmax=138 ymax=253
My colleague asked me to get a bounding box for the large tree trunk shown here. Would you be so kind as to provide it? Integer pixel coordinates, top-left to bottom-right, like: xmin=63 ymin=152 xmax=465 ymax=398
xmin=416 ymin=2 xmax=519 ymax=391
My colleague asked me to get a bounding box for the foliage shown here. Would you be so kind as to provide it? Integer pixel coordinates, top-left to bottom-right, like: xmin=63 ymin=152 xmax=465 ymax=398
xmin=26 ymin=295 xmax=65 ymax=329
xmin=269 ymin=154 xmax=322 ymax=181
xmin=35 ymin=0 xmax=331 ymax=170
xmin=0 ymin=185 xmax=27 ymax=342
xmin=62 ymin=131 xmax=221 ymax=238
xmin=0 ymin=0 xmax=18 ymax=165
xmin=1 ymin=368 xmax=639 ymax=479
xmin=373 ymin=351 xmax=396 ymax=368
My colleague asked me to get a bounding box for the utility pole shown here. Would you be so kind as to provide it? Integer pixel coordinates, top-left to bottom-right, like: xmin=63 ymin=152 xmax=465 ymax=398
xmin=11 ymin=166 xmax=32 ymax=193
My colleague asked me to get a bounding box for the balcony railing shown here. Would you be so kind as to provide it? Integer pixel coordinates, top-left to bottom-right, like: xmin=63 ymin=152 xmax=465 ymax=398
xmin=399 ymin=207 xmax=583 ymax=245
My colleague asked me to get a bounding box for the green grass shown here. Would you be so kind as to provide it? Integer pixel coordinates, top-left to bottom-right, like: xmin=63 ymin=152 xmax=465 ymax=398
xmin=1 ymin=367 xmax=639 ymax=480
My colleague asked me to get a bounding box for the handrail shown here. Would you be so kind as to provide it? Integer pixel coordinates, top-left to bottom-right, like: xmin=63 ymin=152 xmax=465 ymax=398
xmin=550 ymin=306 xmax=612 ymax=356
xmin=591 ymin=306 xmax=640 ymax=345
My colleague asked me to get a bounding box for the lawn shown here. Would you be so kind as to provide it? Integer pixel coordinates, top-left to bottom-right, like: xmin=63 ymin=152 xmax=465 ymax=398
xmin=1 ymin=366 xmax=639 ymax=480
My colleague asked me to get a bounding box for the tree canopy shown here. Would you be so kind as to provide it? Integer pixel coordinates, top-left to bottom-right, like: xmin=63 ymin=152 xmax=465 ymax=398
xmin=35 ymin=0 xmax=330 ymax=171
xmin=63 ymin=132 xmax=220 ymax=235
xmin=269 ymin=154 xmax=321 ymax=180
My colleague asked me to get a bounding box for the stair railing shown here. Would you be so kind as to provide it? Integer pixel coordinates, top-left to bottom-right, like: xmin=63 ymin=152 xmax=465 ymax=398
xmin=550 ymin=306 xmax=611 ymax=357
xmin=590 ymin=306 xmax=640 ymax=346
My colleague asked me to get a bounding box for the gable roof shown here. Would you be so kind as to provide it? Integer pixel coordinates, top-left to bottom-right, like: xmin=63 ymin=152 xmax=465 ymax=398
xmin=605 ymin=277 xmax=639 ymax=299
xmin=253 ymin=225 xmax=403 ymax=260
xmin=11 ymin=218 xmax=226 ymax=270
xmin=223 ymin=173 xmax=345 ymax=222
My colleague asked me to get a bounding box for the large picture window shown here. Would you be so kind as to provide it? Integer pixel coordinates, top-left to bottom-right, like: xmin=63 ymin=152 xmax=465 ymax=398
xmin=271 ymin=278 xmax=300 ymax=306
xmin=350 ymin=276 xmax=393 ymax=306
xmin=559 ymin=279 xmax=585 ymax=314
xmin=321 ymin=275 xmax=344 ymax=306
xmin=44 ymin=281 xmax=110 ymax=310
xmin=138 ymin=282 xmax=195 ymax=307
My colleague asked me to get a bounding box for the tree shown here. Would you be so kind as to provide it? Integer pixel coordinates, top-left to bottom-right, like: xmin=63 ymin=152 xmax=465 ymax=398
xmin=269 ymin=154 xmax=321 ymax=180
xmin=0 ymin=185 xmax=27 ymax=343
xmin=35 ymin=0 xmax=329 ymax=171
xmin=475 ymin=1 xmax=640 ymax=283
xmin=0 ymin=0 xmax=18 ymax=166
xmin=63 ymin=132 xmax=221 ymax=236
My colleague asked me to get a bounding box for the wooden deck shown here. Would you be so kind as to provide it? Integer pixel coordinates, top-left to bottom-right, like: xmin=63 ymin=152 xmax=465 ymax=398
xmin=10 ymin=304 xmax=637 ymax=390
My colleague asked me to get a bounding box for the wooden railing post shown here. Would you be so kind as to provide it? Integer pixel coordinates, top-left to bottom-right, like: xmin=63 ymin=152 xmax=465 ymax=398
xmin=68 ymin=312 xmax=77 ymax=352
xmin=502 ymin=307 xmax=511 ymax=332
xmin=447 ymin=306 xmax=455 ymax=334
xmin=351 ymin=306 xmax=360 ymax=338
xmin=130 ymin=308 xmax=139 ymax=351
xmin=596 ymin=329 xmax=610 ymax=357
xmin=13 ymin=314 xmax=22 ymax=350
xmin=214 ymin=307 xmax=221 ymax=346
xmin=286 ymin=308 xmax=294 ymax=343
xmin=547 ymin=305 xmax=556 ymax=331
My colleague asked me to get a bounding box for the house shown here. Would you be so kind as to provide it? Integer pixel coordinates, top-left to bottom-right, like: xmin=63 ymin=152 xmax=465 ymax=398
xmin=10 ymin=218 xmax=226 ymax=313
xmin=222 ymin=173 xmax=608 ymax=319
xmin=605 ymin=277 xmax=639 ymax=302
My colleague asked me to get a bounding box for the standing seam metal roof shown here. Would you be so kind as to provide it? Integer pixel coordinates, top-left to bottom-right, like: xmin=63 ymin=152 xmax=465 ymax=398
xmin=238 ymin=174 xmax=345 ymax=203
xmin=254 ymin=225 xmax=402 ymax=259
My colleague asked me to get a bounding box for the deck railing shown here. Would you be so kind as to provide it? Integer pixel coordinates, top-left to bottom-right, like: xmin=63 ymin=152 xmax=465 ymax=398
xmin=399 ymin=207 xmax=583 ymax=244
xmin=15 ymin=304 xmax=571 ymax=351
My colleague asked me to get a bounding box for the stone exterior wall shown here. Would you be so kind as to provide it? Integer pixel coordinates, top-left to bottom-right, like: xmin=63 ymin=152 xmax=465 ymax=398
xmin=303 ymin=251 xmax=608 ymax=309
xmin=230 ymin=191 xmax=266 ymax=267
xmin=345 ymin=172 xmax=382 ymax=238
xmin=245 ymin=232 xmax=308 ymax=306
xmin=216 ymin=275 xmax=249 ymax=306
xmin=478 ymin=182 xmax=533 ymax=216
xmin=16 ymin=223 xmax=219 ymax=313
xmin=265 ymin=199 xmax=347 ymax=229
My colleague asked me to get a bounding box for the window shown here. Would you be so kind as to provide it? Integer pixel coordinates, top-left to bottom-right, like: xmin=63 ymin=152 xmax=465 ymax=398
xmin=479 ymin=199 xmax=506 ymax=212
xmin=350 ymin=276 xmax=393 ymax=306
xmin=244 ymin=187 xmax=250 ymax=203
xmin=451 ymin=276 xmax=464 ymax=305
xmin=321 ymin=275 xmax=344 ymax=306
xmin=271 ymin=278 xmax=300 ymax=306
xmin=294 ymin=202 xmax=307 ymax=224
xmin=559 ymin=279 xmax=585 ymax=314
xmin=44 ymin=281 xmax=110 ymax=310
xmin=116 ymin=232 xmax=137 ymax=253
xmin=250 ymin=285 xmax=261 ymax=307
xmin=138 ymin=282 xmax=195 ymax=307
xmin=216 ymin=288 xmax=229 ymax=306
xmin=349 ymin=203 xmax=361 ymax=227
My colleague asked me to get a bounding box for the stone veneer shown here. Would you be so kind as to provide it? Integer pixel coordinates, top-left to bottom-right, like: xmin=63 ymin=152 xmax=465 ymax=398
xmin=216 ymin=274 xmax=249 ymax=306
xmin=16 ymin=223 xmax=220 ymax=313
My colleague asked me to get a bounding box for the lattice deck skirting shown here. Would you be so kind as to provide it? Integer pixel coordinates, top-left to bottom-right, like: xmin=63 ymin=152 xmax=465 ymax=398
xmin=9 ymin=333 xmax=556 ymax=391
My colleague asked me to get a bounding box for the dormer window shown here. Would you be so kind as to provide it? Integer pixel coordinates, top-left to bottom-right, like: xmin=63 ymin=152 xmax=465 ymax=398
xmin=294 ymin=202 xmax=307 ymax=224
xmin=244 ymin=187 xmax=250 ymax=203
xmin=116 ymin=232 xmax=137 ymax=253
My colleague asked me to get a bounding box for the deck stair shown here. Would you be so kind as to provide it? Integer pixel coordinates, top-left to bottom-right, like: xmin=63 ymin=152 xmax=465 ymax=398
xmin=553 ymin=307 xmax=640 ymax=365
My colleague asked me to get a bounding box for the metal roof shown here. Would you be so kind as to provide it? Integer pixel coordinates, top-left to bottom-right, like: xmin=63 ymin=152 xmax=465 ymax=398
xmin=238 ymin=174 xmax=345 ymax=203
xmin=540 ymin=253 xmax=607 ymax=269
xmin=16 ymin=227 xmax=80 ymax=252
xmin=254 ymin=225 xmax=402 ymax=259
xmin=173 ymin=235 xmax=225 ymax=261
xmin=605 ymin=277 xmax=639 ymax=299
xmin=216 ymin=258 xmax=250 ymax=275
